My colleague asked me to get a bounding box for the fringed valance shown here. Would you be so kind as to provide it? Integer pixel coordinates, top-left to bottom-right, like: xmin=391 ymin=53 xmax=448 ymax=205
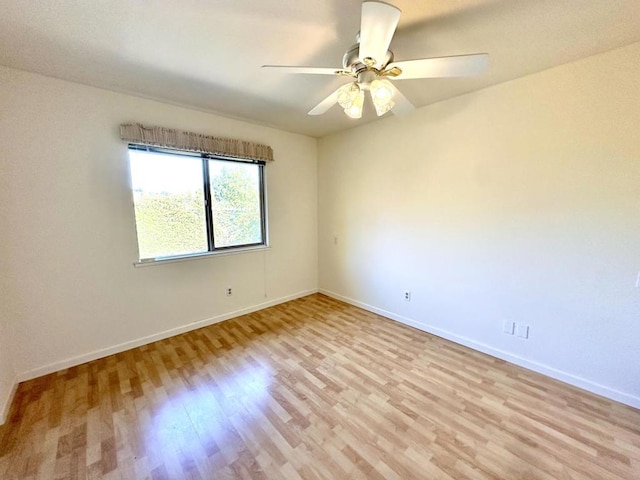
xmin=120 ymin=123 xmax=273 ymax=162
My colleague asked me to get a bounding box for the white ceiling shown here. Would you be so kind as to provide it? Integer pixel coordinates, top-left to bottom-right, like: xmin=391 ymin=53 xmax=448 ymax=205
xmin=1 ymin=0 xmax=639 ymax=138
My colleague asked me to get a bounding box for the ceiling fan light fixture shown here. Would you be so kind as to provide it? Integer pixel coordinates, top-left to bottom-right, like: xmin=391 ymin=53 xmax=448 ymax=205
xmin=337 ymin=82 xmax=361 ymax=109
xmin=373 ymin=99 xmax=395 ymax=117
xmin=370 ymin=78 xmax=394 ymax=105
xmin=344 ymin=89 xmax=365 ymax=118
xmin=370 ymin=78 xmax=395 ymax=116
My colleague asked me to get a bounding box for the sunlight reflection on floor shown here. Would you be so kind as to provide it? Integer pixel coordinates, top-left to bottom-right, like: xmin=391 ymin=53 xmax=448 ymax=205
xmin=145 ymin=360 xmax=273 ymax=471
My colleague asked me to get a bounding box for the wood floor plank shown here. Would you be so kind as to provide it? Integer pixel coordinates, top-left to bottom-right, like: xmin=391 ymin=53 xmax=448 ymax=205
xmin=1 ymin=293 xmax=639 ymax=479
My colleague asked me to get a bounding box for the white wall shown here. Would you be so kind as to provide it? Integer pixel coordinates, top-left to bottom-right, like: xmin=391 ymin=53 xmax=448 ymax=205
xmin=318 ymin=42 xmax=640 ymax=407
xmin=0 ymin=67 xmax=318 ymax=397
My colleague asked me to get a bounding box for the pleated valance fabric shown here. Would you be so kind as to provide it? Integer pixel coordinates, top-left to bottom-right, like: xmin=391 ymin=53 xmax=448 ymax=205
xmin=120 ymin=123 xmax=273 ymax=162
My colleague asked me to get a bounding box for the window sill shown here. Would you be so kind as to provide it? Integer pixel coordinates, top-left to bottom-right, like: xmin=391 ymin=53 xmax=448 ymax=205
xmin=133 ymin=245 xmax=270 ymax=268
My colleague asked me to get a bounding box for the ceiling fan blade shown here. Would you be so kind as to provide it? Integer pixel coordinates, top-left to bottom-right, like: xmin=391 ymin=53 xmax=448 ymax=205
xmin=262 ymin=65 xmax=342 ymax=75
xmin=389 ymin=53 xmax=489 ymax=79
xmin=308 ymin=86 xmax=343 ymax=115
xmin=388 ymin=83 xmax=414 ymax=116
xmin=359 ymin=1 xmax=401 ymax=68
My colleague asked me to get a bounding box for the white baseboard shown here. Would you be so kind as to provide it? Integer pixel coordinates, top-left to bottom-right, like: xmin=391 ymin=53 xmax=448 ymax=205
xmin=17 ymin=289 xmax=318 ymax=383
xmin=319 ymin=289 xmax=640 ymax=410
xmin=0 ymin=377 xmax=19 ymax=425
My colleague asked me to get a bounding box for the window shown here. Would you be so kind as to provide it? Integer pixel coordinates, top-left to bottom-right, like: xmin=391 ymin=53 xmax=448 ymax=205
xmin=128 ymin=146 xmax=266 ymax=262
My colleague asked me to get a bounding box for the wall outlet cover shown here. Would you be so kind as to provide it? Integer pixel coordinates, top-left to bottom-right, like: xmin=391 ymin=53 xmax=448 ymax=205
xmin=516 ymin=324 xmax=530 ymax=339
xmin=503 ymin=321 xmax=515 ymax=335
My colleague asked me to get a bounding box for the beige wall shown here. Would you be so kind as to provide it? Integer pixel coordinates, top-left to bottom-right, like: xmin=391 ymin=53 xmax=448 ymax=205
xmin=318 ymin=42 xmax=640 ymax=407
xmin=0 ymin=67 xmax=318 ymax=396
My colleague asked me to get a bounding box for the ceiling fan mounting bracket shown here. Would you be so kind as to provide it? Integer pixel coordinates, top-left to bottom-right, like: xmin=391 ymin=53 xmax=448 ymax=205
xmin=335 ymin=70 xmax=357 ymax=77
xmin=380 ymin=66 xmax=402 ymax=77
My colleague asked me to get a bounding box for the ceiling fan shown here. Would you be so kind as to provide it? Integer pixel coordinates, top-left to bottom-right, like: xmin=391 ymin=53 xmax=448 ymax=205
xmin=263 ymin=1 xmax=489 ymax=119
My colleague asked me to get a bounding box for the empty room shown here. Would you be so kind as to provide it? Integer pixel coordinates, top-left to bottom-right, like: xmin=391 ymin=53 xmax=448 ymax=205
xmin=1 ymin=0 xmax=639 ymax=478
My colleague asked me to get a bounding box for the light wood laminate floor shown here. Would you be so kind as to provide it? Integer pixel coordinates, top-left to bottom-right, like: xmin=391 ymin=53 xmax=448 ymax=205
xmin=1 ymin=294 xmax=639 ymax=479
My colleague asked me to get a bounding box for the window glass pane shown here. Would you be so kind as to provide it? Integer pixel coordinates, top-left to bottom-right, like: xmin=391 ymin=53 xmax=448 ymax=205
xmin=129 ymin=150 xmax=208 ymax=259
xmin=209 ymin=160 xmax=263 ymax=248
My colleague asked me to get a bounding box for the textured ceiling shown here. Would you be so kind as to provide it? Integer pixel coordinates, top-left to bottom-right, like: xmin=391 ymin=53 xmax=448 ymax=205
xmin=1 ymin=0 xmax=639 ymax=137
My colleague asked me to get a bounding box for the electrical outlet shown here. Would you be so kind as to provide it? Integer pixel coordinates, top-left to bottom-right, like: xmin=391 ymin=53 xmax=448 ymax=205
xmin=503 ymin=321 xmax=515 ymax=335
xmin=404 ymin=290 xmax=411 ymax=302
xmin=516 ymin=324 xmax=529 ymax=339
xmin=226 ymin=287 xmax=233 ymax=296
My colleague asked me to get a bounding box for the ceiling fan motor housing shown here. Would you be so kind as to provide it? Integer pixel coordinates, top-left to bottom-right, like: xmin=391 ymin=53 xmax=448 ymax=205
xmin=342 ymin=43 xmax=394 ymax=74
xmin=356 ymin=70 xmax=378 ymax=90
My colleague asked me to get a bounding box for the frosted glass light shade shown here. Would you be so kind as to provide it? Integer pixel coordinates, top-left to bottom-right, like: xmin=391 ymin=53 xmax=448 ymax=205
xmin=337 ymin=83 xmax=361 ymax=109
xmin=370 ymin=79 xmax=394 ymax=108
xmin=373 ymin=99 xmax=395 ymax=116
xmin=344 ymin=89 xmax=365 ymax=118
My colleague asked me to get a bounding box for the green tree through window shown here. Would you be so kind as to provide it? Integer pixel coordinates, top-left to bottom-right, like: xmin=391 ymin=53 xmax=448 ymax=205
xmin=210 ymin=162 xmax=262 ymax=248
xmin=129 ymin=147 xmax=266 ymax=261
